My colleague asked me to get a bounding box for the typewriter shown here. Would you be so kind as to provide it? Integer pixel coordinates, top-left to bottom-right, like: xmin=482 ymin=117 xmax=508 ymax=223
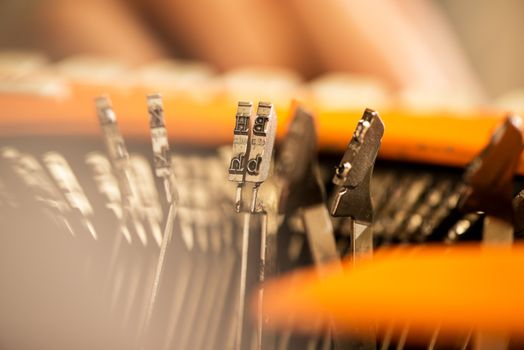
xmin=1 ymin=52 xmax=523 ymax=350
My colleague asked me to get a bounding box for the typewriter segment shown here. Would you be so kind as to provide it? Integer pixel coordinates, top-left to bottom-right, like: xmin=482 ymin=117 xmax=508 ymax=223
xmin=1 ymin=93 xmax=523 ymax=350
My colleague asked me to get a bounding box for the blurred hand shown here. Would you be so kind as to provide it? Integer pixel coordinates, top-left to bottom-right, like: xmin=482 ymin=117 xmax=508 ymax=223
xmin=36 ymin=0 xmax=483 ymax=98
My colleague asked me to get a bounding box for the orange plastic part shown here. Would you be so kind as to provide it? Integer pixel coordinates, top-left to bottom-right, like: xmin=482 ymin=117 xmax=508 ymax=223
xmin=0 ymin=83 xmax=520 ymax=173
xmin=257 ymin=244 xmax=524 ymax=337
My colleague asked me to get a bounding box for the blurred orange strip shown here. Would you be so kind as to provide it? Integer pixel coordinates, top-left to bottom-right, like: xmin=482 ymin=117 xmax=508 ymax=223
xmin=0 ymin=86 xmax=518 ymax=174
xmin=258 ymin=244 xmax=524 ymax=336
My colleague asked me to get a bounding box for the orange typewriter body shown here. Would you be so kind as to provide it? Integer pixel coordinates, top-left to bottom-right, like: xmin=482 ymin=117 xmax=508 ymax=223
xmin=0 ymin=60 xmax=521 ymax=174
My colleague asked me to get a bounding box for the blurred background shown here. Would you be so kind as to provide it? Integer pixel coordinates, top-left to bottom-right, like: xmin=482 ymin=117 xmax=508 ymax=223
xmin=0 ymin=1 xmax=524 ymax=350
xmin=0 ymin=0 xmax=523 ymax=100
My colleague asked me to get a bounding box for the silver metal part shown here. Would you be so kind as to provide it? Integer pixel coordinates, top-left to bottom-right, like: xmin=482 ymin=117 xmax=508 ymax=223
xmin=244 ymin=102 xmax=277 ymax=184
xmin=301 ymin=204 xmax=339 ymax=267
xmin=43 ymin=152 xmax=98 ymax=240
xmin=95 ymin=96 xmax=146 ymax=245
xmin=350 ymin=219 xmax=373 ymax=261
xmin=147 ymin=93 xmax=171 ymax=178
xmin=147 ymin=93 xmax=177 ymax=204
xmin=85 ymin=152 xmax=131 ymax=244
xmin=229 ymin=102 xmax=253 ymax=183
xmin=129 ymin=155 xmax=164 ymax=247
xmin=1 ymin=148 xmax=74 ymax=236
xmin=483 ymin=216 xmax=514 ymax=245
xmin=226 ymin=101 xmax=278 ymax=349
xmin=143 ymin=201 xmax=177 ymax=335
xmin=95 ymin=97 xmax=134 ymax=202
xmin=330 ymin=109 xmax=384 ymax=221
xmin=330 ymin=109 xmax=384 ymax=259
xmin=246 ymin=102 xmax=277 ymax=213
xmin=328 ymin=109 xmax=384 ymax=350
xmin=228 ymin=102 xmax=253 ymax=212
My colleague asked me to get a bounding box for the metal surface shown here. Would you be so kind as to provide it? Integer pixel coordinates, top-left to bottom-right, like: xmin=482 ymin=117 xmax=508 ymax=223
xmin=95 ymin=96 xmax=147 ymax=245
xmin=330 ymin=108 xmax=384 ymax=222
xmin=329 ymin=109 xmax=385 ymax=350
xmin=229 ymin=101 xmax=253 ymax=212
